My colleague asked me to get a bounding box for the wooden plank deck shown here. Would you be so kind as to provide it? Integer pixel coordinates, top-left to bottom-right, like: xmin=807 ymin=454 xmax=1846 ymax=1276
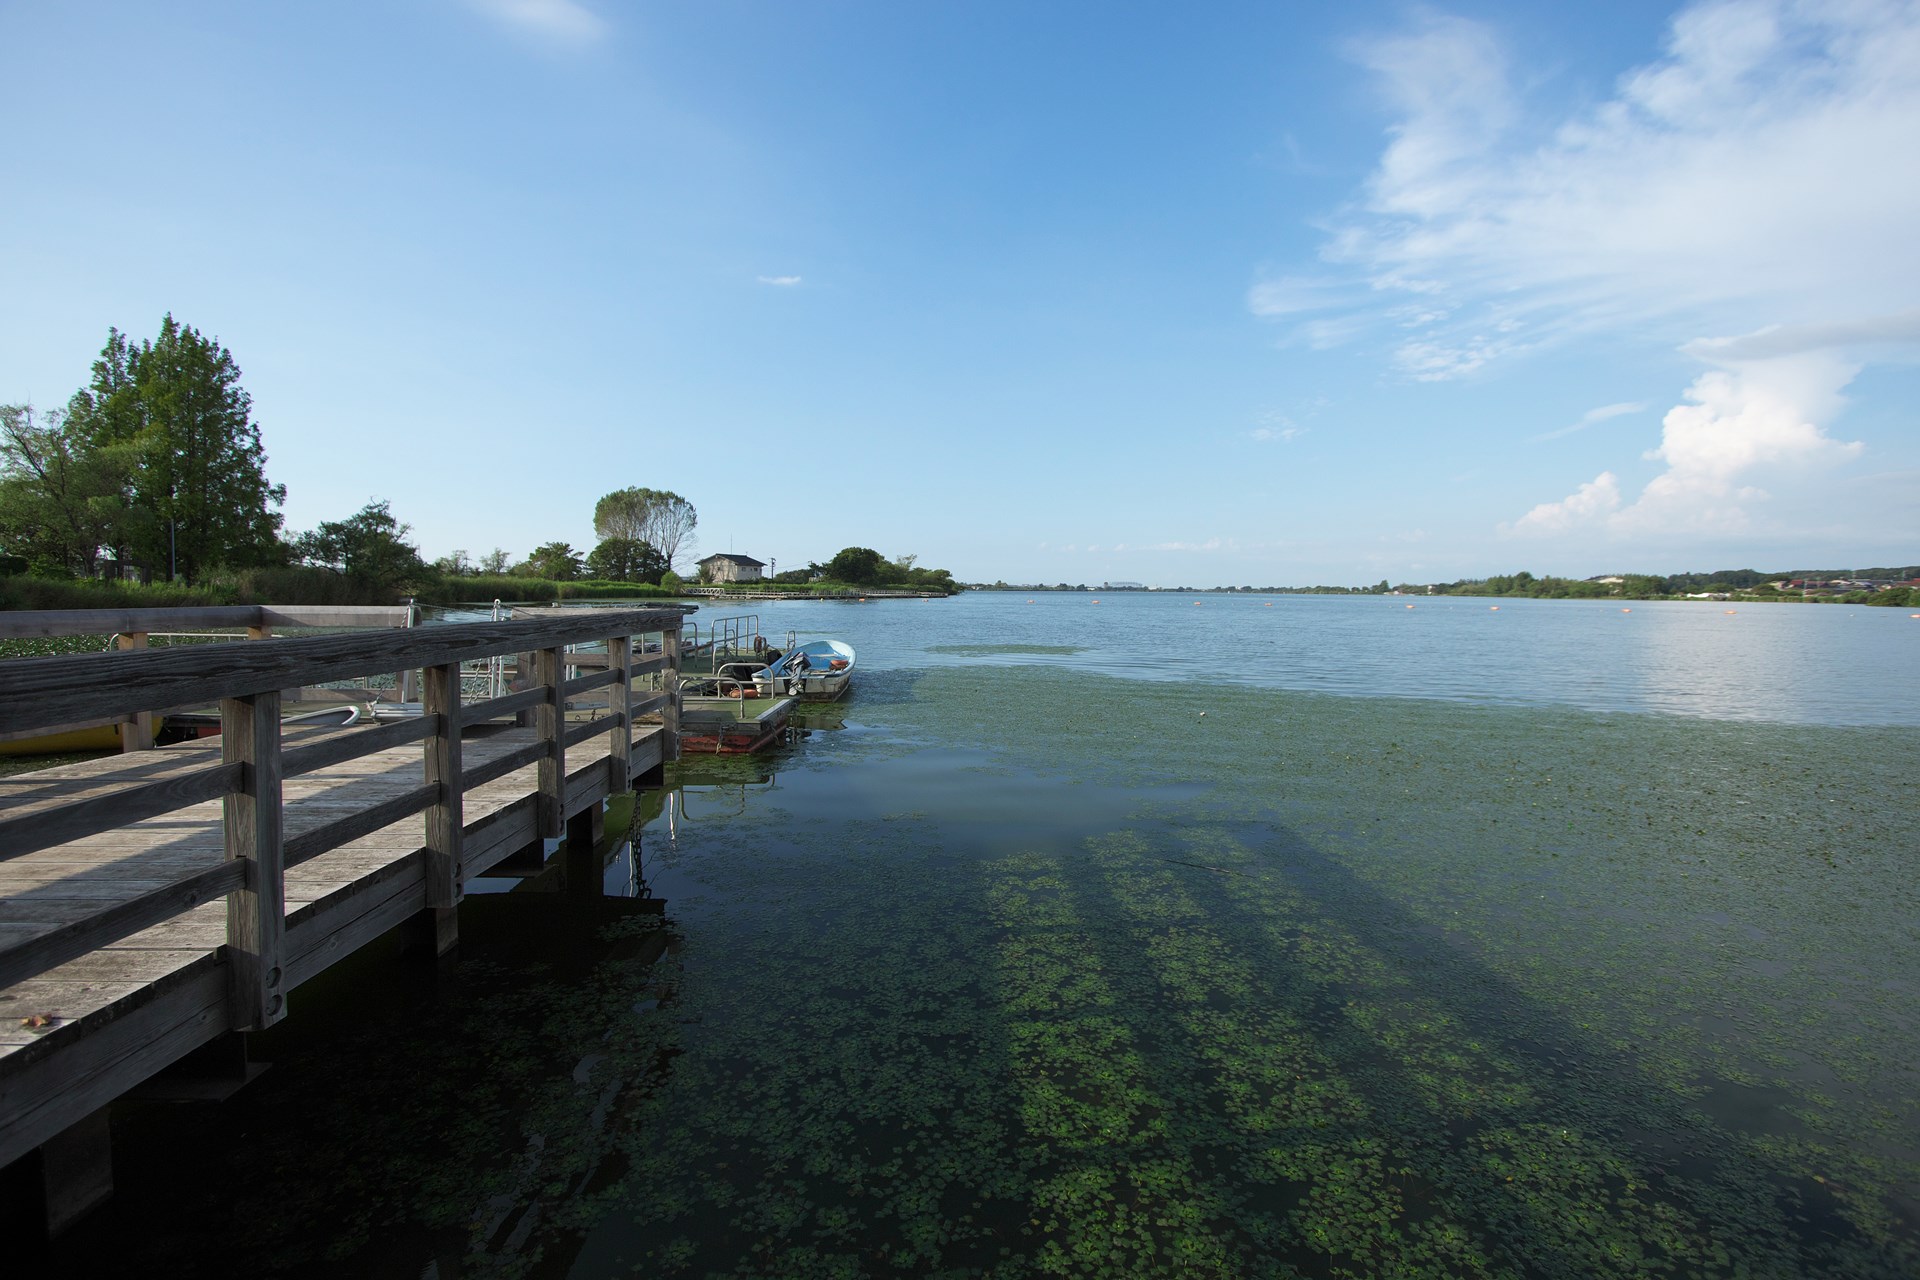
xmin=0 ymin=718 xmax=664 ymax=1167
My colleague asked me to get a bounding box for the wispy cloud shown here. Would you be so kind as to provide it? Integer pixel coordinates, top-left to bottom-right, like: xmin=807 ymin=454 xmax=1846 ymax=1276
xmin=756 ymin=275 xmax=804 ymax=287
xmin=1146 ymin=538 xmax=1234 ymax=553
xmin=1259 ymin=1 xmax=1920 ymax=376
xmin=1249 ymin=409 xmax=1309 ymax=444
xmin=1530 ymin=401 xmax=1645 ymax=443
xmin=466 ymin=0 xmax=606 ymax=43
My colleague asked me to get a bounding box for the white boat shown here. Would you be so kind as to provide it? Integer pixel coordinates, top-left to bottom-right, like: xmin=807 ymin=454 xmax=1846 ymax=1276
xmin=755 ymin=640 xmax=856 ymax=702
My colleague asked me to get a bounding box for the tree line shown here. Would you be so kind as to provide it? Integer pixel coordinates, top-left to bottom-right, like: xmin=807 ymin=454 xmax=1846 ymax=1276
xmin=1 ymin=317 xmax=966 ymax=603
xmin=0 ymin=318 xmax=708 ymax=599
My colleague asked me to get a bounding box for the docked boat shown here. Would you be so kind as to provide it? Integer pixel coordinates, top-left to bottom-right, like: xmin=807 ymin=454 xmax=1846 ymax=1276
xmin=755 ymin=640 xmax=856 ymax=702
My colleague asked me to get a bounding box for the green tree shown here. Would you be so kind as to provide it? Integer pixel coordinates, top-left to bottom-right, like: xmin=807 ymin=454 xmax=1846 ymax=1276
xmin=592 ymin=488 xmax=697 ymax=569
xmin=825 ymin=546 xmax=885 ymax=585
xmin=72 ymin=318 xmax=286 ymax=579
xmin=585 ymin=536 xmax=667 ymax=583
xmin=522 ymin=541 xmax=581 ymax=580
xmin=0 ymin=402 xmax=138 ymax=575
xmin=291 ymin=500 xmax=428 ymax=591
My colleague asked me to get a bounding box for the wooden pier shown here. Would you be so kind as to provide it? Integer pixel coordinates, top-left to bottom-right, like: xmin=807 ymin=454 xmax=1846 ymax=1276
xmin=0 ymin=605 xmax=687 ymax=1232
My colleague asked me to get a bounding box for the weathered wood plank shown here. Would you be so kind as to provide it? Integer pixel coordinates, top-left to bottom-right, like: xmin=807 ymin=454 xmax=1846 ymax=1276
xmin=423 ymin=663 xmax=462 ymax=910
xmin=282 ymin=784 xmax=438 ymax=869
xmin=607 ymin=635 xmax=633 ymax=794
xmin=0 ymin=967 xmax=231 ymax=1169
xmin=561 ymin=666 xmax=623 ymax=697
xmin=222 ymin=693 xmax=286 ymax=1031
xmin=562 ymin=712 xmax=622 ymax=751
xmin=257 ymin=606 xmax=414 ymax=629
xmin=281 ymin=716 xmax=434 ymax=778
xmin=0 ymin=609 xmax=691 ymax=735
xmin=461 ymin=740 xmax=546 ymax=791
xmin=534 ymin=647 xmax=565 ymax=839
xmin=0 ymin=761 xmax=241 ymax=865
xmin=466 ymin=685 xmax=547 ymax=723
xmin=0 ymin=606 xmax=264 ymax=639
xmin=0 ymin=862 xmax=245 ymax=989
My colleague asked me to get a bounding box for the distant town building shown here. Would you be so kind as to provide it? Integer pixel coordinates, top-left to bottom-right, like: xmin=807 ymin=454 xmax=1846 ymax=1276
xmin=697 ymin=553 xmax=765 ymax=583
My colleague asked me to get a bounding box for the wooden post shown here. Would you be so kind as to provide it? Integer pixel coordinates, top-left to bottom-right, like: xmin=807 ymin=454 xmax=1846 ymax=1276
xmin=513 ymin=651 xmax=536 ymax=727
xmin=422 ymin=662 xmax=463 ymax=953
xmin=533 ymin=645 xmax=565 ymax=838
xmin=662 ymin=623 xmax=682 ymax=762
xmin=116 ymin=632 xmax=153 ymax=752
xmin=222 ymin=691 xmax=286 ymax=1030
xmin=37 ymin=1108 xmax=112 ymax=1237
xmin=607 ymin=634 xmax=633 ymax=794
xmin=566 ymin=801 xmax=603 ymax=852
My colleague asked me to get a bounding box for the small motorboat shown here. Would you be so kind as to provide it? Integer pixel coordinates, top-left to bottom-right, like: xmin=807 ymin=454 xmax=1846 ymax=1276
xmin=756 ymin=640 xmax=855 ymax=702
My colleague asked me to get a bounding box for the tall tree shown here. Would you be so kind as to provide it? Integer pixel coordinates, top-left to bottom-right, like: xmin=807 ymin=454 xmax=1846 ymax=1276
xmin=95 ymin=317 xmax=286 ymax=579
xmin=592 ymin=487 xmax=697 ymax=569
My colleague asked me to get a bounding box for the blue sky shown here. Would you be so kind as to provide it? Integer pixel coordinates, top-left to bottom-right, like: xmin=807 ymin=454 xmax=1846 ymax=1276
xmin=3 ymin=0 xmax=1915 ymax=586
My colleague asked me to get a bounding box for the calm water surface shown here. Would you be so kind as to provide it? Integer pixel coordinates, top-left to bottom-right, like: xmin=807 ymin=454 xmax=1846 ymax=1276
xmin=762 ymin=590 xmax=1919 ymax=726
xmin=51 ymin=593 xmax=1920 ymax=1279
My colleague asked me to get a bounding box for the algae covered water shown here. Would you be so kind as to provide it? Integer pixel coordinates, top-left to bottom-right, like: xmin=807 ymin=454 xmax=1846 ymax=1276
xmin=48 ymin=593 xmax=1920 ymax=1278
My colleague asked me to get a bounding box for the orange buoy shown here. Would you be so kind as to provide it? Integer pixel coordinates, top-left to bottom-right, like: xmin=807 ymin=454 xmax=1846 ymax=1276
xmin=1489 ymin=606 xmax=1499 ymax=611
xmin=1621 ymin=608 xmax=1632 ymax=613
xmin=1724 ymin=609 xmax=1736 ymax=614
xmin=1406 ymin=604 xmax=1415 ymax=609
xmin=1264 ymin=602 xmax=1273 ymax=607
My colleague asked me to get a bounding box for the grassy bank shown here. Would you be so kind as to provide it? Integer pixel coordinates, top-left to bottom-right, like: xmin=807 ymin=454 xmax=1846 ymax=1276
xmin=0 ymin=573 xmax=679 ymax=613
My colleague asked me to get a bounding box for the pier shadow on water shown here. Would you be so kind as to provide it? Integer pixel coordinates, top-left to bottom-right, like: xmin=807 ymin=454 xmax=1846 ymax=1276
xmin=30 ymin=679 xmax=1920 ymax=1280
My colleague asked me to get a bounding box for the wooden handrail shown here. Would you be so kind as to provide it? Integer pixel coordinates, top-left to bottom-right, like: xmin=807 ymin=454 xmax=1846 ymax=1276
xmin=0 ymin=608 xmax=690 ymax=736
xmin=0 ymin=604 xmax=418 ymax=639
xmin=0 ymin=607 xmax=688 ymax=1008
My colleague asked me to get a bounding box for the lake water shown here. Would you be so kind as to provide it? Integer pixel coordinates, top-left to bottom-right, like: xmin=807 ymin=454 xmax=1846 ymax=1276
xmin=49 ymin=592 xmax=1920 ymax=1279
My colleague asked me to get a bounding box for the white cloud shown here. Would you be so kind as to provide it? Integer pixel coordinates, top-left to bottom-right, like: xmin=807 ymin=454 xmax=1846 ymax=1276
xmin=1509 ymin=338 xmax=1873 ymax=537
xmin=1269 ymin=1 xmax=1920 ymax=374
xmin=1249 ymin=425 xmax=1307 ymax=442
xmin=1613 ymin=352 xmax=1864 ymax=533
xmin=1147 ymin=538 xmax=1232 ymax=552
xmin=1509 ymin=472 xmax=1623 ymax=534
xmin=467 ymin=0 xmax=605 ymax=43
xmin=1531 ymin=401 xmax=1645 ymax=443
xmin=756 ymin=275 xmax=804 ymax=287
xmin=1247 ymin=276 xmax=1350 ymax=317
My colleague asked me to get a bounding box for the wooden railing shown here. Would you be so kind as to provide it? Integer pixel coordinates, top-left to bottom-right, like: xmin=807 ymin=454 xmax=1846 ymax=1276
xmin=0 ymin=605 xmax=422 ymax=748
xmin=0 ymin=607 xmax=687 ymax=1028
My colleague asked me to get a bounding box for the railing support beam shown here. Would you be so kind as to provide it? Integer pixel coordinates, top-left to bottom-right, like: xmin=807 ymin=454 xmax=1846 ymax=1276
xmin=221 ymin=691 xmax=286 ymax=1031
xmin=115 ymin=632 xmax=153 ymax=752
xmin=533 ymin=646 xmax=566 ymax=839
xmin=607 ymin=634 xmax=633 ymax=794
xmin=423 ymin=662 xmax=464 ymax=911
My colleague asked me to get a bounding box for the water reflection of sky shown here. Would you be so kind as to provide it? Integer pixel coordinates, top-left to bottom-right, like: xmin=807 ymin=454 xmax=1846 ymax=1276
xmin=710 ymin=592 xmax=1919 ymax=727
